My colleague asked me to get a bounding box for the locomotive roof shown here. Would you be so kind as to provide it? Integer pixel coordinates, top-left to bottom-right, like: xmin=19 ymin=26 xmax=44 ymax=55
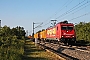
xmin=47 ymin=21 xmax=74 ymax=29
xmin=56 ymin=22 xmax=73 ymax=25
xmin=56 ymin=21 xmax=73 ymax=25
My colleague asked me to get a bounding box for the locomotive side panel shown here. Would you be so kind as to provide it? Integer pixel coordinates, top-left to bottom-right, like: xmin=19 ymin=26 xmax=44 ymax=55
xmin=56 ymin=23 xmax=61 ymax=41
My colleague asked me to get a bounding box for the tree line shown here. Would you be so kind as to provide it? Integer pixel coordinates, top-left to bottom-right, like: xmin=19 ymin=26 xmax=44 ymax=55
xmin=0 ymin=25 xmax=26 ymax=60
xmin=75 ymin=22 xmax=90 ymax=43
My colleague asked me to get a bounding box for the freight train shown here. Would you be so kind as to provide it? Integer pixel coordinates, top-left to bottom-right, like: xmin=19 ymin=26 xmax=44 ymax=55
xmin=34 ymin=21 xmax=76 ymax=45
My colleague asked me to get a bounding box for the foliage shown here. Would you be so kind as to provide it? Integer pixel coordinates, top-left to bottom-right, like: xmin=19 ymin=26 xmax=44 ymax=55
xmin=75 ymin=22 xmax=90 ymax=43
xmin=0 ymin=26 xmax=25 ymax=60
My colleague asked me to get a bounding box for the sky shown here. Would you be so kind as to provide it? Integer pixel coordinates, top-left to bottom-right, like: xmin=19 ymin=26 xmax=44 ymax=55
xmin=0 ymin=0 xmax=90 ymax=35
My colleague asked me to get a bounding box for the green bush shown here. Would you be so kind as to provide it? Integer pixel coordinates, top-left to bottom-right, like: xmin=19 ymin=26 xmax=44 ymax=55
xmin=0 ymin=26 xmax=25 ymax=60
xmin=75 ymin=22 xmax=90 ymax=43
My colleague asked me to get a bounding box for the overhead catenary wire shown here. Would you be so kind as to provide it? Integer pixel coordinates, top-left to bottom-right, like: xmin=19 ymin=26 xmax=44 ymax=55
xmin=33 ymin=0 xmax=85 ymax=31
xmin=41 ymin=0 xmax=74 ymax=27
xmin=51 ymin=0 xmax=73 ymax=18
xmin=55 ymin=0 xmax=87 ymax=19
xmin=31 ymin=0 xmax=90 ymax=34
xmin=34 ymin=22 xmax=43 ymax=29
xmin=29 ymin=11 xmax=90 ymax=35
xmin=69 ymin=12 xmax=90 ymax=21
xmin=59 ymin=2 xmax=90 ymax=20
xmin=30 ymin=0 xmax=70 ymax=34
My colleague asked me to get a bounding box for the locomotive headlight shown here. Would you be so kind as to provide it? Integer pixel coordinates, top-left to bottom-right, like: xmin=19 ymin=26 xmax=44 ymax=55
xmin=62 ymin=36 xmax=64 ymax=37
xmin=72 ymin=36 xmax=74 ymax=37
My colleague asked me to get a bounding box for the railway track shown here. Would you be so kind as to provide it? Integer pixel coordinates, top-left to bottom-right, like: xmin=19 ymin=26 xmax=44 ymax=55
xmin=38 ymin=42 xmax=79 ymax=60
xmin=59 ymin=45 xmax=90 ymax=53
xmin=38 ymin=41 xmax=90 ymax=60
xmin=44 ymin=40 xmax=90 ymax=53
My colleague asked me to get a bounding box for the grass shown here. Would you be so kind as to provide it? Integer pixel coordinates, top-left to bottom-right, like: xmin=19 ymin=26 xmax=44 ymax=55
xmin=22 ymin=40 xmax=64 ymax=60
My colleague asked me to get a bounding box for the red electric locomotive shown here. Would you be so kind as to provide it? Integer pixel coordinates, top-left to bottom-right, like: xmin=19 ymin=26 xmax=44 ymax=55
xmin=46 ymin=21 xmax=76 ymax=44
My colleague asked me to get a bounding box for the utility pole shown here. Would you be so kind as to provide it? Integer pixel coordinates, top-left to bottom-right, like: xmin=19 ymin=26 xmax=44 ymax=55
xmin=51 ymin=20 xmax=57 ymax=26
xmin=32 ymin=22 xmax=43 ymax=39
xmin=32 ymin=22 xmax=35 ymax=39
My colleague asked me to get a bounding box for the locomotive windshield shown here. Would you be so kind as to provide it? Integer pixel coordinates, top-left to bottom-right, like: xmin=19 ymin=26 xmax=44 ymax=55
xmin=61 ymin=26 xmax=73 ymax=30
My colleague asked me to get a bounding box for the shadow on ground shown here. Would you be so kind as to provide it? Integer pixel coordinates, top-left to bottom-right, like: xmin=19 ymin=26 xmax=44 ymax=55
xmin=22 ymin=56 xmax=47 ymax=60
xmin=22 ymin=40 xmax=47 ymax=60
xmin=75 ymin=40 xmax=90 ymax=46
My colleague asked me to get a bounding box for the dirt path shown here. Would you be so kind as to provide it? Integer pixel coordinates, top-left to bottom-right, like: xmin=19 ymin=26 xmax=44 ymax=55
xmin=22 ymin=40 xmax=64 ymax=60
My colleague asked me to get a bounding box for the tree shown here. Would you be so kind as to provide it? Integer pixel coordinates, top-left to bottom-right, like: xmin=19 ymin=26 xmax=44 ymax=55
xmin=75 ymin=22 xmax=90 ymax=42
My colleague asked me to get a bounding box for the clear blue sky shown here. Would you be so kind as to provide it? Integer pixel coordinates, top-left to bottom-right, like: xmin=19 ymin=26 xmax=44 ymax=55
xmin=0 ymin=0 xmax=90 ymax=35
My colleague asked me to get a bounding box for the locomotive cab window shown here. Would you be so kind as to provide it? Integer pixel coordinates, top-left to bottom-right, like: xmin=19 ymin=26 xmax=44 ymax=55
xmin=61 ymin=26 xmax=67 ymax=30
xmin=68 ymin=26 xmax=73 ymax=30
xmin=61 ymin=26 xmax=73 ymax=30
